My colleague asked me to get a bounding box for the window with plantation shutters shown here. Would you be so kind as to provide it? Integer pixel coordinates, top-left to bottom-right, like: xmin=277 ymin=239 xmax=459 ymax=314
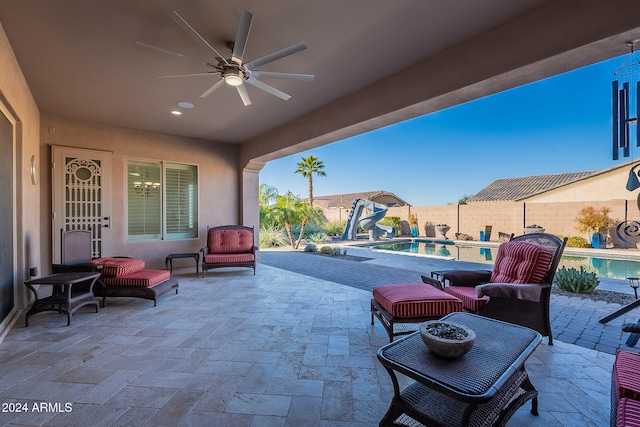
xmin=165 ymin=163 xmax=198 ymax=239
xmin=127 ymin=160 xmax=198 ymax=241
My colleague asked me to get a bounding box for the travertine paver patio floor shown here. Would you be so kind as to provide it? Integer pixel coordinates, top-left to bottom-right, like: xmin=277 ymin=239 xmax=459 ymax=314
xmin=0 ymin=248 xmax=630 ymax=426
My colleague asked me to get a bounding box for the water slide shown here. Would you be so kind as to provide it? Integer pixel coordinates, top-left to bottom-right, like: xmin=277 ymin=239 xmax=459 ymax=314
xmin=342 ymin=198 xmax=396 ymax=241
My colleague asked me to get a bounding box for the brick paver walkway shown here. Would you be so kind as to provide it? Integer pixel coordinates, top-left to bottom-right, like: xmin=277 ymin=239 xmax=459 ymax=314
xmin=260 ymin=248 xmax=640 ymax=355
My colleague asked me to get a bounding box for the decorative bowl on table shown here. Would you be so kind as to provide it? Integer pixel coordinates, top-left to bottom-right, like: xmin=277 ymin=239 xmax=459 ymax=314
xmin=419 ymin=321 xmax=476 ymax=359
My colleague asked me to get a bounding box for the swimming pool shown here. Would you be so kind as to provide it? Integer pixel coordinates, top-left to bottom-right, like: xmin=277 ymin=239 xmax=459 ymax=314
xmin=360 ymin=239 xmax=640 ymax=280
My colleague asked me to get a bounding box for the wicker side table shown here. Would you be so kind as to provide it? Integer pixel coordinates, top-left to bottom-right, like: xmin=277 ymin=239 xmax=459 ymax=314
xmin=24 ymin=272 xmax=100 ymax=326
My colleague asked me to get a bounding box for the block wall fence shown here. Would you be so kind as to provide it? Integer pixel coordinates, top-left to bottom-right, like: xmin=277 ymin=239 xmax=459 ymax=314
xmin=322 ymin=199 xmax=640 ymax=248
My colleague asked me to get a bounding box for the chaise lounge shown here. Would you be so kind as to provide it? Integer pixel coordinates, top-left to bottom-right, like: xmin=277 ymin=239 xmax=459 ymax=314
xmin=52 ymin=229 xmax=179 ymax=307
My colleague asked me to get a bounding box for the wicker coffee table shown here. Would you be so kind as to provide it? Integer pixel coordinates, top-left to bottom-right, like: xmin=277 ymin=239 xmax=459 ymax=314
xmin=377 ymin=312 xmax=541 ymax=427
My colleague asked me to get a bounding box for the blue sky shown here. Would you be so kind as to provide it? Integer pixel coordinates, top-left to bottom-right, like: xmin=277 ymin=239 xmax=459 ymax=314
xmin=260 ymin=54 xmax=634 ymax=206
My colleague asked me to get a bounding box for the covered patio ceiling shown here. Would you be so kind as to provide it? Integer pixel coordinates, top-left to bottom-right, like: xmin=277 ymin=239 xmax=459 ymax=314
xmin=1 ymin=1 xmax=639 ymax=165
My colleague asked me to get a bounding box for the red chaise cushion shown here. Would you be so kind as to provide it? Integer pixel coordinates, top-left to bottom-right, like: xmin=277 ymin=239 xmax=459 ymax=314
xmin=101 ymin=269 xmax=170 ymax=288
xmin=373 ymin=284 xmax=463 ymax=318
xmin=90 ymin=257 xmax=145 ymax=277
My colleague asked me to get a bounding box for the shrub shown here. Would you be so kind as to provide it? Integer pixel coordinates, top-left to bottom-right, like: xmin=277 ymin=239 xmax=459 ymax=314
xmin=575 ymin=206 xmax=613 ymax=234
xmin=554 ymin=266 xmax=599 ymax=294
xmin=328 ymin=247 xmax=349 ymax=256
xmin=565 ymin=236 xmax=591 ymax=248
xmin=304 ymin=243 xmax=318 ymax=252
xmin=259 ymin=225 xmax=288 ymax=248
xmin=320 ymin=245 xmax=332 ymax=254
xmin=380 ymin=216 xmax=402 ymax=232
xmin=308 ymin=233 xmax=327 ymax=243
xmin=323 ymin=221 xmax=346 ymax=236
xmin=292 ymin=222 xmax=321 ymax=239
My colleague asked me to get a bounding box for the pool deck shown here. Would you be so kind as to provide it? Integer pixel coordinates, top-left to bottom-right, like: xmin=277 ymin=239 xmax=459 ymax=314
xmin=260 ymin=244 xmax=640 ymax=355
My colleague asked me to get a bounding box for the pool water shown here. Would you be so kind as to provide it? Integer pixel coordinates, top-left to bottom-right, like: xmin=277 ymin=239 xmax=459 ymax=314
xmin=362 ymin=239 xmax=640 ymax=280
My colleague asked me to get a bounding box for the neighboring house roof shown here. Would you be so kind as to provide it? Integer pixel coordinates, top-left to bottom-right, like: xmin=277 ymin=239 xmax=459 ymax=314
xmin=468 ymin=171 xmax=601 ymax=202
xmin=312 ymin=190 xmax=411 ymax=208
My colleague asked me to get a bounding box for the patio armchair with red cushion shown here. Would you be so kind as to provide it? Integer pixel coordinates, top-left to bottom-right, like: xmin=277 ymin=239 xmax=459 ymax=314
xmin=437 ymin=233 xmax=567 ymax=344
xmin=200 ymin=225 xmax=257 ymax=276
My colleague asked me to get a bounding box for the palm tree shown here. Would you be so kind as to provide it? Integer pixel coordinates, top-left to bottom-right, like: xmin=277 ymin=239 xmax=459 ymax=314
xmin=272 ymin=191 xmax=323 ymax=249
xmin=272 ymin=192 xmax=305 ymax=248
xmin=294 ymin=155 xmax=326 ymax=206
xmin=259 ymin=183 xmax=279 ymax=207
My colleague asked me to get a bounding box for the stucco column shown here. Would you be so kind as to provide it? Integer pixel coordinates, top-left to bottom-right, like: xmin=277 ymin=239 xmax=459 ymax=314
xmin=241 ymin=159 xmax=265 ymax=252
xmin=241 ymin=169 xmax=259 ymax=228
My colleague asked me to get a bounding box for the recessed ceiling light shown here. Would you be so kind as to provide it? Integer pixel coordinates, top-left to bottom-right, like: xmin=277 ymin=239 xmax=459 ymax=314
xmin=170 ymin=110 xmax=183 ymax=115
xmin=177 ymin=101 xmax=194 ymax=109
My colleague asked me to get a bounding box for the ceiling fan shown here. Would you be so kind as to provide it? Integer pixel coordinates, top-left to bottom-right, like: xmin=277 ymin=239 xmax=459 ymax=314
xmin=138 ymin=9 xmax=314 ymax=106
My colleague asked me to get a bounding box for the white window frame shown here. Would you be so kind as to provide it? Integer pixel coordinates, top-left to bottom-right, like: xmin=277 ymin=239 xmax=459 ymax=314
xmin=126 ymin=159 xmax=198 ymax=241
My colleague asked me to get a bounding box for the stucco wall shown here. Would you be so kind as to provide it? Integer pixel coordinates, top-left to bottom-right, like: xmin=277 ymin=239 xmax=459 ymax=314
xmin=0 ymin=23 xmax=41 ymax=311
xmin=527 ymin=166 xmax=634 ymax=203
xmin=40 ymin=114 xmax=240 ymax=270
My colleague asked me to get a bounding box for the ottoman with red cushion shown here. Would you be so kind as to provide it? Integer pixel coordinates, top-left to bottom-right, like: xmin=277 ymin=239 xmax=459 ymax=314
xmin=371 ymin=282 xmax=463 ymax=342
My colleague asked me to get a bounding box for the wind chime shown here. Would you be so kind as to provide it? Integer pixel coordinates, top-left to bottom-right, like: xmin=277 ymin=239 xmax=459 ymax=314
xmin=613 ymin=41 xmax=640 ymax=244
xmin=613 ymin=40 xmax=640 ymax=161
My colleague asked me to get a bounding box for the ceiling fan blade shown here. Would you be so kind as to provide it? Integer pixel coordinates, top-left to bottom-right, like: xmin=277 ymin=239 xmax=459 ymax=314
xmin=245 ymin=41 xmax=307 ymax=70
xmin=158 ymin=72 xmax=217 ymax=78
xmin=136 ymin=41 xmax=211 ymax=66
xmin=236 ymin=84 xmax=252 ymax=106
xmin=245 ymin=77 xmax=291 ymax=100
xmin=166 ymin=10 xmax=229 ymax=64
xmin=231 ymin=10 xmax=253 ymax=64
xmin=199 ymin=79 xmax=226 ymax=98
xmin=250 ymin=71 xmax=314 ymax=81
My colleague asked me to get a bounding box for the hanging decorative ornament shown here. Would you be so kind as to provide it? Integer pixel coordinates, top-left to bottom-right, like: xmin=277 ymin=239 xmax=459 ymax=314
xmin=612 ymin=40 xmax=640 ymax=160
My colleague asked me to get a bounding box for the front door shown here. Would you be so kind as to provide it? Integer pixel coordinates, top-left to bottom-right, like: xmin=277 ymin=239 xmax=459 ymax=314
xmin=52 ymin=146 xmax=112 ymax=262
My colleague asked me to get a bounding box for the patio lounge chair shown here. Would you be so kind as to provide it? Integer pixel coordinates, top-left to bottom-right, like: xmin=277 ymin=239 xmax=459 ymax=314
xmin=52 ymin=229 xmax=179 ymax=306
xmin=436 ymin=233 xmax=567 ymax=344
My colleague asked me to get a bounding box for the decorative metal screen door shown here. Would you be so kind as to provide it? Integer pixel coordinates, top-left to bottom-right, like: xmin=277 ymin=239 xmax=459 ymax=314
xmin=52 ymin=146 xmax=112 ymax=262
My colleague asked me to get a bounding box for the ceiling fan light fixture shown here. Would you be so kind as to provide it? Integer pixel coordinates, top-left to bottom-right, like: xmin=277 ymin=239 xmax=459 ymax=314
xmin=224 ymin=72 xmax=244 ymax=86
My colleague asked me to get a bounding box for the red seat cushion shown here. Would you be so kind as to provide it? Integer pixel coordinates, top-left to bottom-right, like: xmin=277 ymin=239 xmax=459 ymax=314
xmin=101 ymin=269 xmax=170 ymax=288
xmin=490 ymin=241 xmax=553 ymax=284
xmin=618 ymin=399 xmax=640 ymax=427
xmin=373 ymin=284 xmax=463 ymax=318
xmin=204 ymin=253 xmax=255 ymax=264
xmin=207 ymin=229 xmax=254 ymax=254
xmin=613 ymin=350 xmax=640 ymax=400
xmin=444 ymin=286 xmax=489 ymax=312
xmin=90 ymin=257 xmax=145 ymax=277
